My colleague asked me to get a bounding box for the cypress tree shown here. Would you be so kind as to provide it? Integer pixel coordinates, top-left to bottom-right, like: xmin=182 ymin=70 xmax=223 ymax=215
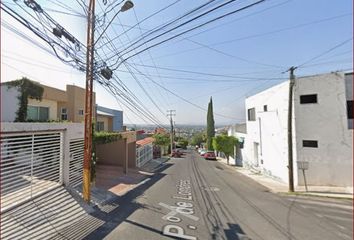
xmin=206 ymin=97 xmax=215 ymax=150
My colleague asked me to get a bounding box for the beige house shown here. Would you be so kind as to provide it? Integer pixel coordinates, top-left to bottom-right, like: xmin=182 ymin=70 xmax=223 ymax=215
xmin=29 ymin=84 xmax=96 ymax=123
xmin=96 ymin=110 xmax=114 ymax=132
xmin=1 ymin=83 xmax=96 ymax=123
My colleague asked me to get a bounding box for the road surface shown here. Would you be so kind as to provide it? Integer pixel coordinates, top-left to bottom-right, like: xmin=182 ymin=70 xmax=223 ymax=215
xmin=85 ymin=150 xmax=353 ymax=240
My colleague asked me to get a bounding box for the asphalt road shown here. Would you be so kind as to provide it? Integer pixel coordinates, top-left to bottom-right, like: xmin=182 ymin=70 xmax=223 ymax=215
xmin=85 ymin=150 xmax=353 ymax=240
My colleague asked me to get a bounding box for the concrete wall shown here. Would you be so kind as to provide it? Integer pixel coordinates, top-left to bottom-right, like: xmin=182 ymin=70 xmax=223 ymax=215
xmin=66 ymin=85 xmax=96 ymax=123
xmin=345 ymin=73 xmax=353 ymax=129
xmin=96 ymin=139 xmax=126 ymax=166
xmin=128 ymin=142 xmax=136 ymax=168
xmin=1 ymin=85 xmax=19 ymax=122
xmin=294 ymin=72 xmax=353 ymax=188
xmin=244 ymin=81 xmax=292 ymax=183
xmin=96 ymin=131 xmax=137 ymax=168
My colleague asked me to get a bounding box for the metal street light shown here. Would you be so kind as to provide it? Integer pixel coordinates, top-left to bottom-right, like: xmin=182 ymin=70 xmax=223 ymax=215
xmin=121 ymin=0 xmax=134 ymax=12
xmin=95 ymin=0 xmax=134 ymax=44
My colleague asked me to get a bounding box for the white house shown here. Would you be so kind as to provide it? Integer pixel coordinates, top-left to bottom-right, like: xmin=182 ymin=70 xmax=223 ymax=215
xmin=227 ymin=123 xmax=247 ymax=166
xmin=243 ymin=71 xmax=353 ymax=190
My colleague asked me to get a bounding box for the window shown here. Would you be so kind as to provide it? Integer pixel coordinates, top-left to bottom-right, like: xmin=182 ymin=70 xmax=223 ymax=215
xmin=239 ymin=137 xmax=245 ymax=149
xmin=302 ymin=140 xmax=318 ymax=148
xmin=96 ymin=121 xmax=104 ymax=131
xmin=247 ymin=108 xmax=256 ymax=121
xmin=27 ymin=106 xmax=49 ymax=121
xmin=347 ymin=101 xmax=353 ymax=119
xmin=300 ymin=94 xmax=317 ymax=104
xmin=78 ymin=109 xmax=84 ymax=116
xmin=263 ymin=105 xmax=268 ymax=112
xmin=61 ymin=108 xmax=68 ymax=121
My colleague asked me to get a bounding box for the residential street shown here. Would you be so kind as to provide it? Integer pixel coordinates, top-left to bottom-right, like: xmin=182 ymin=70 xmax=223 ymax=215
xmin=85 ymin=150 xmax=353 ymax=240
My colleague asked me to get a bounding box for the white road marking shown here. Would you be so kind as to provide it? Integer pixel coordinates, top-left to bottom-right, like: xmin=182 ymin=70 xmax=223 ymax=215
xmin=159 ymin=202 xmax=199 ymax=221
xmin=188 ymin=225 xmax=197 ymax=230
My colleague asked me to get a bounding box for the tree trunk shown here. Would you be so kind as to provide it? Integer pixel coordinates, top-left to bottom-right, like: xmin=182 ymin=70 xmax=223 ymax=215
xmin=226 ymin=155 xmax=229 ymax=165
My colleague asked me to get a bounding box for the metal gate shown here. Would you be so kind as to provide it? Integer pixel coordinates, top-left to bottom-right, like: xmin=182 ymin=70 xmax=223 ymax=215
xmin=1 ymin=131 xmax=63 ymax=212
xmin=68 ymin=138 xmax=84 ymax=187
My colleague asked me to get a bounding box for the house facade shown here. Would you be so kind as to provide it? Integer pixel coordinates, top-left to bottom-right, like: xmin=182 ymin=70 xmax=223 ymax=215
xmin=227 ymin=123 xmax=247 ymax=166
xmin=1 ymin=82 xmax=123 ymax=132
xmin=243 ymin=72 xmax=353 ymax=190
xmin=1 ymin=83 xmax=95 ymax=123
xmin=96 ymin=105 xmax=123 ymax=132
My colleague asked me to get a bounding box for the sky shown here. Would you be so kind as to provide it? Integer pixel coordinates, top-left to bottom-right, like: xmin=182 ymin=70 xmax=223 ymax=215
xmin=1 ymin=0 xmax=353 ymax=126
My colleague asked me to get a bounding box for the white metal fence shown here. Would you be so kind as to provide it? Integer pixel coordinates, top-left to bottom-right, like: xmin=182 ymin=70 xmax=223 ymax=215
xmin=69 ymin=138 xmax=84 ymax=187
xmin=0 ymin=123 xmax=85 ymax=213
xmin=1 ymin=131 xmax=63 ymax=212
xmin=136 ymin=143 xmax=153 ymax=167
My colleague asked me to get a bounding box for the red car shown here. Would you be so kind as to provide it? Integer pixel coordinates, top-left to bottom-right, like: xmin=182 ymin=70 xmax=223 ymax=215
xmin=204 ymin=151 xmax=216 ymax=160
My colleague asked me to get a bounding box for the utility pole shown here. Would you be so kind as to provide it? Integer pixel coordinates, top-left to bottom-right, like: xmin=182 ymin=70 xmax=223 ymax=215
xmin=167 ymin=110 xmax=176 ymax=155
xmin=287 ymin=66 xmax=297 ymax=193
xmin=83 ymin=0 xmax=95 ymax=203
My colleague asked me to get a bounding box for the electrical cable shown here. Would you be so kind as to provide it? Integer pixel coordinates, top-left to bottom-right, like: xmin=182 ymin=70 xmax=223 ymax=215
xmin=128 ymin=63 xmax=245 ymax=120
xmin=111 ymin=0 xmax=266 ymax=69
xmin=296 ymin=37 xmax=353 ymax=68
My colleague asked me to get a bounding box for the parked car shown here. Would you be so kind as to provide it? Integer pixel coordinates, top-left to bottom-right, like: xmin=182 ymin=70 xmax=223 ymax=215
xmin=199 ymin=150 xmax=207 ymax=156
xmin=172 ymin=149 xmax=182 ymax=158
xmin=204 ymin=151 xmax=216 ymax=160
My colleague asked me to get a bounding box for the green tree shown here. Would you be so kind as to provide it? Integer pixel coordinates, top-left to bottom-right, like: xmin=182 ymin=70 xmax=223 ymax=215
xmin=206 ymin=97 xmax=215 ymax=150
xmin=177 ymin=138 xmax=189 ymax=149
xmin=212 ymin=135 xmax=238 ymax=165
xmin=152 ymin=133 xmax=170 ymax=147
xmin=5 ymin=77 xmax=44 ymax=122
xmin=190 ymin=132 xmax=206 ymax=147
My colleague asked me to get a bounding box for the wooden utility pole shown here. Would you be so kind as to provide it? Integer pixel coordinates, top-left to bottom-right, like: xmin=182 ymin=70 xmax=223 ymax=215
xmin=167 ymin=110 xmax=176 ymax=155
xmin=287 ymin=66 xmax=297 ymax=193
xmin=83 ymin=0 xmax=95 ymax=203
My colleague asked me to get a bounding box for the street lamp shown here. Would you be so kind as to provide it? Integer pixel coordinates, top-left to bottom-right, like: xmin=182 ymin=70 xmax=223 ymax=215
xmin=121 ymin=0 xmax=134 ymax=12
xmin=83 ymin=0 xmax=134 ymax=203
xmin=95 ymin=0 xmax=134 ymax=44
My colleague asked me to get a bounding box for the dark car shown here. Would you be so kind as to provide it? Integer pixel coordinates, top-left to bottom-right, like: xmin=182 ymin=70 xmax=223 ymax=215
xmin=172 ymin=150 xmax=182 ymax=158
xmin=204 ymin=151 xmax=216 ymax=160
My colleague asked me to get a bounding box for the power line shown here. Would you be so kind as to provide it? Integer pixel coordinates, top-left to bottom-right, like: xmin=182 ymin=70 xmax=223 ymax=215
xmin=135 ymin=12 xmax=351 ymax=63
xmin=296 ymin=37 xmax=353 ymax=68
xmin=128 ymin=63 xmax=244 ymax=120
xmin=111 ymin=0 xmax=266 ymax=68
xmin=186 ymin=38 xmax=284 ymax=69
xmin=117 ymin=0 xmax=261 ymax=59
xmin=94 ymin=1 xmax=169 ymax=124
xmin=97 ymin=0 xmax=183 ymax=50
xmin=130 ymin=63 xmax=284 ymax=80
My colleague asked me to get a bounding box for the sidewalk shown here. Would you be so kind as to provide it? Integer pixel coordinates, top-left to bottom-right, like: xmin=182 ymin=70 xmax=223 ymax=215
xmin=217 ymin=157 xmax=353 ymax=200
xmin=140 ymin=156 xmax=170 ymax=173
xmin=85 ymin=157 xmax=170 ymax=205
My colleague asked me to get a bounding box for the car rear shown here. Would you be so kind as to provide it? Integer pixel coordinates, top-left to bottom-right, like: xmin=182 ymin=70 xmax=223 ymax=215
xmin=204 ymin=151 xmax=216 ymax=160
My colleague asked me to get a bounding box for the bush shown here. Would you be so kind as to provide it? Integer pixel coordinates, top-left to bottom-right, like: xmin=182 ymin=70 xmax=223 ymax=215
xmin=93 ymin=131 xmax=122 ymax=145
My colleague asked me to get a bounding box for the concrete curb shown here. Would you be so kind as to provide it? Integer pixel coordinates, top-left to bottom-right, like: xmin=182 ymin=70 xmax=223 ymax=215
xmin=216 ymin=158 xmax=353 ymax=200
